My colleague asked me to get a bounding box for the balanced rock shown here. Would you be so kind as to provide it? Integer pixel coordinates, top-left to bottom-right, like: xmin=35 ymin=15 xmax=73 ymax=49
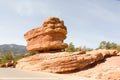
xmin=24 ymin=17 xmax=68 ymax=52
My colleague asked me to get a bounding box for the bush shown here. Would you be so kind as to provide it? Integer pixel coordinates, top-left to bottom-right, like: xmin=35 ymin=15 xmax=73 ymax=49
xmin=0 ymin=51 xmax=14 ymax=64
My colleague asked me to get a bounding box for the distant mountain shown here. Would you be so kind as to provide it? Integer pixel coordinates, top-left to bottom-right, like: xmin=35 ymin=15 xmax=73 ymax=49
xmin=0 ymin=44 xmax=27 ymax=55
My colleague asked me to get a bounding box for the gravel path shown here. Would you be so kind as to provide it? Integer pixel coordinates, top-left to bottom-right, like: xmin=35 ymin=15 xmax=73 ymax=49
xmin=0 ymin=68 xmax=100 ymax=80
xmin=0 ymin=68 xmax=59 ymax=80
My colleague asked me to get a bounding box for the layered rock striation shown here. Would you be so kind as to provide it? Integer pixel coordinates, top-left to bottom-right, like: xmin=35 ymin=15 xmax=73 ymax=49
xmin=16 ymin=50 xmax=118 ymax=73
xmin=16 ymin=17 xmax=120 ymax=80
xmin=70 ymin=56 xmax=120 ymax=80
xmin=24 ymin=17 xmax=68 ymax=52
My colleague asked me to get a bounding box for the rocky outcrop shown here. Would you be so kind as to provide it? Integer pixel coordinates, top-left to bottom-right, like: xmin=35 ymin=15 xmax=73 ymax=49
xmin=24 ymin=17 xmax=68 ymax=52
xmin=16 ymin=50 xmax=119 ymax=73
xmin=0 ymin=60 xmax=17 ymax=68
xmin=70 ymin=56 xmax=120 ymax=80
xmin=86 ymin=49 xmax=118 ymax=57
xmin=16 ymin=17 xmax=120 ymax=80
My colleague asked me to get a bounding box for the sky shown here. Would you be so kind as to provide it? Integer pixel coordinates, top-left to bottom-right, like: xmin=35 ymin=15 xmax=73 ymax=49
xmin=0 ymin=0 xmax=120 ymax=49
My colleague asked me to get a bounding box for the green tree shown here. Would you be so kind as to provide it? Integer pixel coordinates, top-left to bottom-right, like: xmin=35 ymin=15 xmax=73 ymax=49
xmin=14 ymin=54 xmax=25 ymax=61
xmin=65 ymin=43 xmax=93 ymax=52
xmin=116 ymin=45 xmax=120 ymax=52
xmin=81 ymin=46 xmax=93 ymax=51
xmin=97 ymin=41 xmax=117 ymax=50
xmin=98 ymin=41 xmax=107 ymax=49
xmin=0 ymin=51 xmax=14 ymax=64
xmin=106 ymin=42 xmax=111 ymax=49
xmin=25 ymin=52 xmax=38 ymax=57
xmin=65 ymin=42 xmax=76 ymax=52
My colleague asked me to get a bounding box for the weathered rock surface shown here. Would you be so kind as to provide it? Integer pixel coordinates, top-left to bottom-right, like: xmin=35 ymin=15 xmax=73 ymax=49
xmin=70 ymin=56 xmax=120 ymax=80
xmin=16 ymin=50 xmax=119 ymax=73
xmin=24 ymin=17 xmax=68 ymax=52
xmin=0 ymin=60 xmax=17 ymax=68
xmin=18 ymin=17 xmax=120 ymax=80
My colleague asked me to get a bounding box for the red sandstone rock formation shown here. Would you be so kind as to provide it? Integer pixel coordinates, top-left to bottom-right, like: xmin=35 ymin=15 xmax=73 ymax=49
xmin=16 ymin=17 xmax=120 ymax=80
xmin=24 ymin=17 xmax=68 ymax=52
xmin=70 ymin=56 xmax=120 ymax=80
xmin=16 ymin=50 xmax=119 ymax=73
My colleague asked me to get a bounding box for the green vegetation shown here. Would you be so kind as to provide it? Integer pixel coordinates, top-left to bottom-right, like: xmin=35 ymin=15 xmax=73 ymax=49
xmin=65 ymin=42 xmax=93 ymax=52
xmin=14 ymin=54 xmax=25 ymax=61
xmin=25 ymin=52 xmax=38 ymax=57
xmin=0 ymin=51 xmax=38 ymax=64
xmin=0 ymin=44 xmax=27 ymax=55
xmin=0 ymin=51 xmax=25 ymax=64
xmin=0 ymin=41 xmax=120 ymax=64
xmin=65 ymin=42 xmax=79 ymax=52
xmin=97 ymin=41 xmax=120 ymax=52
xmin=65 ymin=41 xmax=120 ymax=52
xmin=0 ymin=51 xmax=14 ymax=64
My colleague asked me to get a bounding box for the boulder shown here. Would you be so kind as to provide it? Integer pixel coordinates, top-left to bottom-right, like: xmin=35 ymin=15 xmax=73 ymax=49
xmin=87 ymin=49 xmax=118 ymax=57
xmin=0 ymin=60 xmax=17 ymax=68
xmin=16 ymin=50 xmax=118 ymax=73
xmin=24 ymin=17 xmax=68 ymax=52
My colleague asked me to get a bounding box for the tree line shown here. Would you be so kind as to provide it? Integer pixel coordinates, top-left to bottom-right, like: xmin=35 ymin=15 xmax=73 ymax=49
xmin=65 ymin=41 xmax=120 ymax=52
xmin=0 ymin=51 xmax=25 ymax=64
xmin=0 ymin=41 xmax=120 ymax=64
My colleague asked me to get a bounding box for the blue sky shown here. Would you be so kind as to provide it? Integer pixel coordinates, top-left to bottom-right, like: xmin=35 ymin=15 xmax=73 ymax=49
xmin=0 ymin=0 xmax=120 ymax=48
